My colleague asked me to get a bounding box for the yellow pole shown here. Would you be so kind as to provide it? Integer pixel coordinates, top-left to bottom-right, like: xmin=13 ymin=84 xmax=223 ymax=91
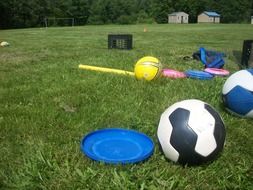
xmin=78 ymin=64 xmax=135 ymax=76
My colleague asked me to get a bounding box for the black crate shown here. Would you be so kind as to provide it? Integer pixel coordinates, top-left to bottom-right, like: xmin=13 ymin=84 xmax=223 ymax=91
xmin=108 ymin=34 xmax=132 ymax=50
xmin=241 ymin=40 xmax=253 ymax=68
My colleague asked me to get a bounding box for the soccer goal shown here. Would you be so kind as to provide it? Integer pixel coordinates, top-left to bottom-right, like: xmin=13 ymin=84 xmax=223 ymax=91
xmin=44 ymin=17 xmax=75 ymax=27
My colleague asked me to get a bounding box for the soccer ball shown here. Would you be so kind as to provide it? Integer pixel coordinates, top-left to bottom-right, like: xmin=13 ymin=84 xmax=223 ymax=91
xmin=222 ymin=69 xmax=253 ymax=118
xmin=134 ymin=56 xmax=162 ymax=81
xmin=157 ymin=99 xmax=226 ymax=165
xmin=0 ymin=41 xmax=9 ymax=47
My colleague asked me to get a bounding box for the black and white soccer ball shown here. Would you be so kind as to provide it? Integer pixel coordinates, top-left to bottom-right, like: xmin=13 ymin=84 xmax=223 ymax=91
xmin=157 ymin=99 xmax=226 ymax=165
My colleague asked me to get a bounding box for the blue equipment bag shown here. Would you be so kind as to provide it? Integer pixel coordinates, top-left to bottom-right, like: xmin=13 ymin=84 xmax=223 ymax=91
xmin=199 ymin=47 xmax=225 ymax=68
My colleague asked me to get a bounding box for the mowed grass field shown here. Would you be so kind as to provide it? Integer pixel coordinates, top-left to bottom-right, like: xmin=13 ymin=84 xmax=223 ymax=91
xmin=1 ymin=24 xmax=253 ymax=189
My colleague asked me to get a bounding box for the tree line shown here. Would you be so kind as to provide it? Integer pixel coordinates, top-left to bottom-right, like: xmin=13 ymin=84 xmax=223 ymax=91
xmin=0 ymin=0 xmax=253 ymax=29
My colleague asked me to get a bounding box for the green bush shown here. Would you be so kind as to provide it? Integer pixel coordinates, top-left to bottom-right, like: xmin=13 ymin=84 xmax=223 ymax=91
xmin=116 ymin=15 xmax=136 ymax=24
xmin=137 ymin=10 xmax=155 ymax=24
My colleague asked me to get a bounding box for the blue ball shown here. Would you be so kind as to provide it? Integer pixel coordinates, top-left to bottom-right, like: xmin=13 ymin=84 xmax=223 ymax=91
xmin=222 ymin=69 xmax=253 ymax=118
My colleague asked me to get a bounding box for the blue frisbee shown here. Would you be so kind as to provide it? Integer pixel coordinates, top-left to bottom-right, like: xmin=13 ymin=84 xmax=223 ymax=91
xmin=81 ymin=128 xmax=154 ymax=164
xmin=185 ymin=70 xmax=214 ymax=80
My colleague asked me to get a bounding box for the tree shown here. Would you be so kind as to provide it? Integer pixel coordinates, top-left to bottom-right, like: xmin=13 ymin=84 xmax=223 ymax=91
xmin=0 ymin=1 xmax=12 ymax=28
xmin=88 ymin=0 xmax=138 ymax=24
xmin=1 ymin=0 xmax=253 ymax=28
xmin=69 ymin=0 xmax=91 ymax=25
xmin=150 ymin=0 xmax=174 ymax=23
xmin=219 ymin=0 xmax=252 ymax=23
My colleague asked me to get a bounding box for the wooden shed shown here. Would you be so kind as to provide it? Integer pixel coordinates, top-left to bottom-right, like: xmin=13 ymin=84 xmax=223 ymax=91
xmin=198 ymin=11 xmax=220 ymax=23
xmin=168 ymin=12 xmax=189 ymax=24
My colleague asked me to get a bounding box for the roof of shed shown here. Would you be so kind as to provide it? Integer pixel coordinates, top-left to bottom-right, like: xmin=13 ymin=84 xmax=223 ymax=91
xmin=203 ymin=11 xmax=220 ymax=17
xmin=168 ymin=12 xmax=188 ymax=16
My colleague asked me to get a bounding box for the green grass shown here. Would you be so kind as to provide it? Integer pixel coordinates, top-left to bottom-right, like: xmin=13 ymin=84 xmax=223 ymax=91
xmin=1 ymin=24 xmax=253 ymax=190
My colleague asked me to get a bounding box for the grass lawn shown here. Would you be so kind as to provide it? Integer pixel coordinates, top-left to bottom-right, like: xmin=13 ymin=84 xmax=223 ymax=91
xmin=0 ymin=24 xmax=253 ymax=189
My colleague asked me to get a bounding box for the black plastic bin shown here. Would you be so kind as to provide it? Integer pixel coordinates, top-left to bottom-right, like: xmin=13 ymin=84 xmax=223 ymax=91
xmin=108 ymin=34 xmax=133 ymax=50
xmin=241 ymin=40 xmax=253 ymax=68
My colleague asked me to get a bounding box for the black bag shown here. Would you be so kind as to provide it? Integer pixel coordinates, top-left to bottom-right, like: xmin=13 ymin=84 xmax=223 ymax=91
xmin=241 ymin=40 xmax=253 ymax=68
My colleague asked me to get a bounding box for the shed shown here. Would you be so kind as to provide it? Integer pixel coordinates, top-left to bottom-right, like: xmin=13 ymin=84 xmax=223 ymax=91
xmin=168 ymin=12 xmax=189 ymax=24
xmin=198 ymin=11 xmax=220 ymax=23
xmin=251 ymin=16 xmax=253 ymax=24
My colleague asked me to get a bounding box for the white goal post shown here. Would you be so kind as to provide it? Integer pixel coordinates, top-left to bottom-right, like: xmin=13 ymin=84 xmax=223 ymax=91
xmin=44 ymin=17 xmax=75 ymax=27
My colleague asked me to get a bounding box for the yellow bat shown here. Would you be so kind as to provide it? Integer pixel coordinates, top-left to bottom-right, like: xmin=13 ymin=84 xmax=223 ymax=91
xmin=78 ymin=64 xmax=135 ymax=76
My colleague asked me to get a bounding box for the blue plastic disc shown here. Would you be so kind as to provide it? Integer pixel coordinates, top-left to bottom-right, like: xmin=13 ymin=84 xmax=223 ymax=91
xmin=185 ymin=70 xmax=214 ymax=80
xmin=81 ymin=128 xmax=154 ymax=164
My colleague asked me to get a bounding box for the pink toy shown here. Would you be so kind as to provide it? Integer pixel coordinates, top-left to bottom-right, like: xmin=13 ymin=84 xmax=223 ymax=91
xmin=162 ymin=69 xmax=186 ymax=78
xmin=204 ymin=68 xmax=230 ymax=76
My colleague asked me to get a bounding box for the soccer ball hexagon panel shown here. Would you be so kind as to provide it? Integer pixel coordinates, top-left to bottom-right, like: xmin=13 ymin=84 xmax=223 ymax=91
xmin=222 ymin=69 xmax=253 ymax=118
xmin=157 ymin=99 xmax=226 ymax=165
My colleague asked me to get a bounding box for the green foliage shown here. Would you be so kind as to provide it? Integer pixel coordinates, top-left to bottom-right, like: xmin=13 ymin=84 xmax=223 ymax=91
xmin=0 ymin=0 xmax=253 ymax=28
xmin=137 ymin=10 xmax=155 ymax=24
xmin=219 ymin=0 xmax=252 ymax=23
xmin=151 ymin=0 xmax=174 ymax=23
xmin=117 ymin=15 xmax=136 ymax=24
xmin=0 ymin=24 xmax=253 ymax=189
xmin=88 ymin=0 xmax=138 ymax=24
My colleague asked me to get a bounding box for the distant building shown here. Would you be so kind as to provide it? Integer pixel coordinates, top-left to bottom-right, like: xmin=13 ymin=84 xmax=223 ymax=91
xmin=251 ymin=16 xmax=253 ymax=24
xmin=198 ymin=11 xmax=220 ymax=23
xmin=168 ymin=12 xmax=189 ymax=24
